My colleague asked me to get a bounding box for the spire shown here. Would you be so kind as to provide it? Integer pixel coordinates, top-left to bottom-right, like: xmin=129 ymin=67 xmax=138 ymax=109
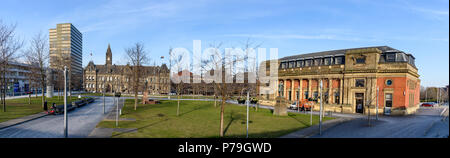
xmin=106 ymin=44 xmax=112 ymax=65
xmin=107 ymin=43 xmax=111 ymax=53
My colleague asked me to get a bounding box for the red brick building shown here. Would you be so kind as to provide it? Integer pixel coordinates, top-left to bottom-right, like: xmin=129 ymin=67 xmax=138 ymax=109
xmin=260 ymin=46 xmax=420 ymax=115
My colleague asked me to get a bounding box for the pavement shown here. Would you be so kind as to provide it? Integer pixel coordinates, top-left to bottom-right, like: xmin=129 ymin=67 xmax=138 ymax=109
xmin=307 ymin=106 xmax=449 ymax=138
xmin=88 ymin=97 xmax=136 ymax=138
xmin=280 ymin=117 xmax=354 ymax=138
xmin=0 ymin=112 xmax=48 ymax=130
xmin=3 ymin=94 xmax=447 ymax=138
xmin=0 ymin=97 xmax=116 ymax=138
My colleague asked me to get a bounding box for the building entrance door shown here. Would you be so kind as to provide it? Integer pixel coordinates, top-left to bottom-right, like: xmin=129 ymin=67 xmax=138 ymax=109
xmin=355 ymin=93 xmax=364 ymax=113
xmin=288 ymin=91 xmax=292 ymax=100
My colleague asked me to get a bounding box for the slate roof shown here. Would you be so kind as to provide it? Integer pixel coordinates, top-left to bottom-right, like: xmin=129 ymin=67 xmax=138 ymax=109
xmin=85 ymin=61 xmax=169 ymax=75
xmin=280 ymin=46 xmax=401 ymax=61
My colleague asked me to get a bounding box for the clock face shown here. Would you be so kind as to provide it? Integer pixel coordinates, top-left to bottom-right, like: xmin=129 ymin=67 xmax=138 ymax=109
xmin=107 ymin=57 xmax=110 ymax=60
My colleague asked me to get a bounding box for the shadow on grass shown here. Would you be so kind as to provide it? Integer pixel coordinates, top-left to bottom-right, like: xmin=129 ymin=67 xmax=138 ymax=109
xmin=288 ymin=113 xmax=311 ymax=127
xmin=111 ymin=118 xmax=170 ymax=137
xmin=179 ymin=103 xmax=210 ymax=117
xmin=207 ymin=127 xmax=305 ymax=138
xmin=223 ymin=110 xmax=245 ymax=135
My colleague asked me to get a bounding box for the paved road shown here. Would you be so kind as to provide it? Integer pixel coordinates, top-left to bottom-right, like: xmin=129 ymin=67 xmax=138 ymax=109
xmin=310 ymin=107 xmax=449 ymax=138
xmin=0 ymin=97 xmax=117 ymax=138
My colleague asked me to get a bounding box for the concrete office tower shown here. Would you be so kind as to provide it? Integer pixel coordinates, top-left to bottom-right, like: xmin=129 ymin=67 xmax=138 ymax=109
xmin=49 ymin=23 xmax=83 ymax=90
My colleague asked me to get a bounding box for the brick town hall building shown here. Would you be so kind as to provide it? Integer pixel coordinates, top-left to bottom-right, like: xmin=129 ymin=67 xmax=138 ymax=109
xmin=260 ymin=46 xmax=420 ymax=115
xmin=83 ymin=44 xmax=170 ymax=94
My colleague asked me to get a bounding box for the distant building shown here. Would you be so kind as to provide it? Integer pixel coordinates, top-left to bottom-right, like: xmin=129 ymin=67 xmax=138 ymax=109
xmin=83 ymin=44 xmax=170 ymax=94
xmin=49 ymin=23 xmax=83 ymax=90
xmin=260 ymin=46 xmax=420 ymax=115
xmin=0 ymin=61 xmax=42 ymax=96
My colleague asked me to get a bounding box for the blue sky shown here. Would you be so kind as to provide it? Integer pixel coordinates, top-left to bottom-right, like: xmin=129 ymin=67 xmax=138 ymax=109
xmin=0 ymin=0 xmax=448 ymax=87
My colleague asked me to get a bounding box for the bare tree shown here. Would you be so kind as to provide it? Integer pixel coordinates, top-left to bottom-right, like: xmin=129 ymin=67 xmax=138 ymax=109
xmin=0 ymin=20 xmax=23 ymax=112
xmin=24 ymin=32 xmax=49 ymax=108
xmin=125 ymin=42 xmax=149 ymax=110
xmin=169 ymin=48 xmax=189 ymax=116
xmin=200 ymin=40 xmax=258 ymax=137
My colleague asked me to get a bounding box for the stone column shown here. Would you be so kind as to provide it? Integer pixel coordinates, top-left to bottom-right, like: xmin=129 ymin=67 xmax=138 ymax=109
xmin=299 ymin=78 xmax=303 ymax=100
xmin=291 ymin=79 xmax=295 ymax=101
xmin=329 ymin=78 xmax=333 ymax=104
xmin=283 ymin=79 xmax=287 ymax=98
xmin=344 ymin=78 xmax=350 ymax=105
xmin=308 ymin=78 xmax=312 ymax=99
xmin=339 ymin=78 xmax=343 ymax=105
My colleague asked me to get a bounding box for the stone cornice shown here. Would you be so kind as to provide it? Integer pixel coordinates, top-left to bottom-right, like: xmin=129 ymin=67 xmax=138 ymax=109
xmin=277 ymin=68 xmax=420 ymax=78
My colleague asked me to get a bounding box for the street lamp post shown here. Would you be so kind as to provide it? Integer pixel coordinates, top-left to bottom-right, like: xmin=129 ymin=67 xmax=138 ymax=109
xmin=319 ymin=80 xmax=323 ymax=135
xmin=297 ymin=86 xmax=300 ymax=113
xmin=103 ymin=78 xmax=105 ymax=114
xmin=168 ymin=50 xmax=172 ymax=99
xmin=63 ymin=66 xmax=68 ymax=138
xmin=246 ymin=91 xmax=249 ymax=138
xmin=310 ymin=101 xmax=313 ymax=126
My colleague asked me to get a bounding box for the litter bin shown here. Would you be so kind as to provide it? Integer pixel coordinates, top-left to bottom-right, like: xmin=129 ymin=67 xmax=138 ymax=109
xmin=43 ymin=101 xmax=48 ymax=111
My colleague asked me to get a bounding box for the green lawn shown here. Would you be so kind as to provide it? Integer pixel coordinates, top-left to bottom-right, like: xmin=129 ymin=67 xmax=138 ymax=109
xmin=0 ymin=96 xmax=86 ymax=123
xmin=80 ymin=93 xmax=117 ymax=97
xmin=97 ymin=99 xmax=334 ymax=138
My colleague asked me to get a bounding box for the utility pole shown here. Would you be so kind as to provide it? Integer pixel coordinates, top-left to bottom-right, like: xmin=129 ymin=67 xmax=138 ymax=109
xmin=297 ymin=86 xmax=300 ymax=113
xmin=168 ymin=49 xmax=172 ymax=99
xmin=319 ymin=80 xmax=323 ymax=135
xmin=103 ymin=78 xmax=105 ymax=114
xmin=63 ymin=66 xmax=68 ymax=138
xmin=116 ymin=78 xmax=119 ymax=127
xmin=116 ymin=95 xmax=119 ymax=127
xmin=425 ymin=87 xmax=428 ymax=102
xmin=246 ymin=91 xmax=249 ymax=138
xmin=310 ymin=101 xmax=312 ymax=126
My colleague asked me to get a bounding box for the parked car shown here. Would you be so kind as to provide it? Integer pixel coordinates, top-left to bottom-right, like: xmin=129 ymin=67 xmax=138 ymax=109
xmin=421 ymin=102 xmax=435 ymax=107
xmin=289 ymin=102 xmax=298 ymax=110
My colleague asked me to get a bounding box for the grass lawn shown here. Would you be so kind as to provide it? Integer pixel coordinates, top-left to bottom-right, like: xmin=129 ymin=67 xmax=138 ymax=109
xmin=80 ymin=93 xmax=114 ymax=97
xmin=97 ymin=99 xmax=334 ymax=138
xmin=0 ymin=96 xmax=86 ymax=123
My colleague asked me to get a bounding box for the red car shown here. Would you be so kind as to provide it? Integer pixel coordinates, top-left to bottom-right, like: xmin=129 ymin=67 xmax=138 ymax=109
xmin=421 ymin=102 xmax=435 ymax=107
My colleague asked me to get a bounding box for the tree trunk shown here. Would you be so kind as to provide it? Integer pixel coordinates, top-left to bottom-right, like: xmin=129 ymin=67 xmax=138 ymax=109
xmin=219 ymin=95 xmax=225 ymax=137
xmin=3 ymin=68 xmax=6 ymax=112
xmin=41 ymin=83 xmax=45 ymax=108
xmin=134 ymin=68 xmax=138 ymax=111
xmin=29 ymin=94 xmax=31 ymax=105
xmin=134 ymin=86 xmax=138 ymax=110
xmin=214 ymin=94 xmax=217 ymax=107
xmin=177 ymin=94 xmax=180 ymax=116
